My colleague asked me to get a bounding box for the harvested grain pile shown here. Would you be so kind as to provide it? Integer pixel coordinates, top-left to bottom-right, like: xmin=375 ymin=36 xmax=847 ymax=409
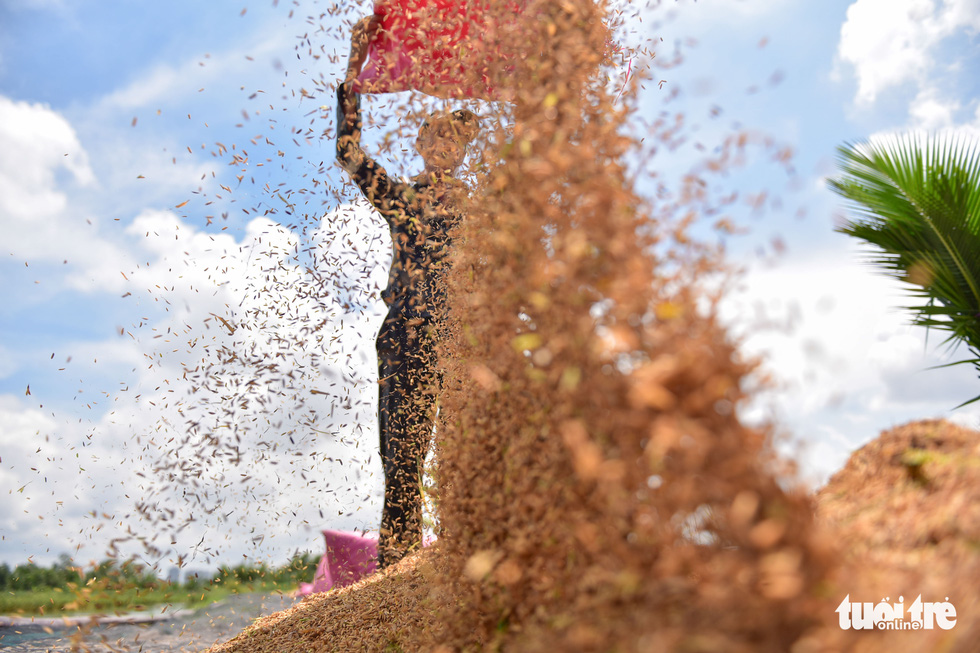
xmin=209 ymin=548 xmax=446 ymax=653
xmin=396 ymin=0 xmax=831 ymax=649
xmin=814 ymin=419 xmax=980 ymax=652
xmin=210 ymin=420 xmax=980 ymax=652
xmin=819 ymin=419 xmax=980 ymax=562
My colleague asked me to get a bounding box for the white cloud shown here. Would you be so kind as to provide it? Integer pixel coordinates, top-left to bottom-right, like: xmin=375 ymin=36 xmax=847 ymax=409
xmin=0 ymin=93 xmax=230 ymax=295
xmin=908 ymin=87 xmax=961 ymax=130
xmin=96 ymin=32 xmax=293 ymax=114
xmin=837 ymin=0 xmax=938 ymax=106
xmin=635 ymin=0 xmax=789 ymax=19
xmin=88 ymin=202 xmax=389 ymax=566
xmin=724 ymin=241 xmax=980 ymax=486
xmin=0 ymin=95 xmax=132 ymax=283
xmin=0 ymin=395 xmax=92 ymax=563
xmin=943 ymin=0 xmax=980 ymax=28
xmin=836 ymin=0 xmax=980 ymax=122
xmin=0 ymin=96 xmax=94 ymax=222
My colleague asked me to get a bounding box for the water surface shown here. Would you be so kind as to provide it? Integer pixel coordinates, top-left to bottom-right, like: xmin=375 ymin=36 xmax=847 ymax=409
xmin=0 ymin=592 xmax=298 ymax=652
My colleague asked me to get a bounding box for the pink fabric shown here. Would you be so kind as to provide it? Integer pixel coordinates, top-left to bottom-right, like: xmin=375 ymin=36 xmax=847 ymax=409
xmin=298 ymin=529 xmax=437 ymax=596
xmin=355 ymin=0 xmax=523 ymax=99
xmin=298 ymin=530 xmax=378 ymax=596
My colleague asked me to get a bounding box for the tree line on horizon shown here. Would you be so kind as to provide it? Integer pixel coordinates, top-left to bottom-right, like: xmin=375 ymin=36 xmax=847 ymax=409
xmin=0 ymin=551 xmax=319 ymax=593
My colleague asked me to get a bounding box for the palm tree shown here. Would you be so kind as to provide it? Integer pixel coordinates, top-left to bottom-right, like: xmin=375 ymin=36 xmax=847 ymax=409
xmin=828 ymin=132 xmax=980 ymax=406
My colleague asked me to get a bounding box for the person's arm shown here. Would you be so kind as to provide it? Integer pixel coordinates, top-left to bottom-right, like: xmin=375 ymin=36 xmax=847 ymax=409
xmin=346 ymin=15 xmax=379 ymax=86
xmin=336 ymin=17 xmax=394 ymax=205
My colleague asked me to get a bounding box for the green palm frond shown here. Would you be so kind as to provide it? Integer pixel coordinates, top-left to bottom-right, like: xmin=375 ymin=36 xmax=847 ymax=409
xmin=828 ymin=132 xmax=980 ymax=406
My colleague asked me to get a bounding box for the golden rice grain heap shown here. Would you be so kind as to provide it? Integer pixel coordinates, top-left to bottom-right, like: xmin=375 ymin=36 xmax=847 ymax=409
xmin=211 ymin=419 xmax=980 ymax=652
xmin=427 ymin=1 xmax=834 ymax=650
xmin=815 ymin=420 xmax=980 ymax=653
xmin=211 ymin=549 xmax=445 ymax=653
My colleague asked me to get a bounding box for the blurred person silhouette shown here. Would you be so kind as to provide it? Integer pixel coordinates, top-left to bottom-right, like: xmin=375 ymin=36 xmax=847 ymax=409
xmin=336 ymin=16 xmax=480 ymax=568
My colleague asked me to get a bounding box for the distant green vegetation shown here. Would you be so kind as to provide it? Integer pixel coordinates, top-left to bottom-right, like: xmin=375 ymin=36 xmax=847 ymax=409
xmin=0 ymin=552 xmax=318 ymax=617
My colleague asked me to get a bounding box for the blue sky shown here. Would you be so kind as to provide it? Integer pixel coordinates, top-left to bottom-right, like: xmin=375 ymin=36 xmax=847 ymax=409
xmin=1 ymin=0 xmax=979 ymax=570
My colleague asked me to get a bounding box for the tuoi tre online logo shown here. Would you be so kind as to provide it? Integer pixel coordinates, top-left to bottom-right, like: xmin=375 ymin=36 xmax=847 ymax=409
xmin=836 ymin=595 xmax=957 ymax=630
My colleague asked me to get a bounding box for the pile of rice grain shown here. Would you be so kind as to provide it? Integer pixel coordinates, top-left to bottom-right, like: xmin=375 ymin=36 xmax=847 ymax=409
xmin=211 ymin=419 xmax=980 ymax=652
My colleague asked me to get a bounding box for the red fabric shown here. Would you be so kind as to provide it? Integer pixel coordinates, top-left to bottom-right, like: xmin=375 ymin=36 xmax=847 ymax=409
xmin=355 ymin=0 xmax=519 ymax=99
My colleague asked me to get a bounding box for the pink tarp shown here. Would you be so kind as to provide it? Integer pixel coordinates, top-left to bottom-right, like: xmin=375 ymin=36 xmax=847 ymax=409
xmin=298 ymin=530 xmax=378 ymax=596
xmin=298 ymin=530 xmax=436 ymax=595
xmin=354 ymin=0 xmax=524 ymax=99
xmin=352 ymin=2 xmax=633 ymax=101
